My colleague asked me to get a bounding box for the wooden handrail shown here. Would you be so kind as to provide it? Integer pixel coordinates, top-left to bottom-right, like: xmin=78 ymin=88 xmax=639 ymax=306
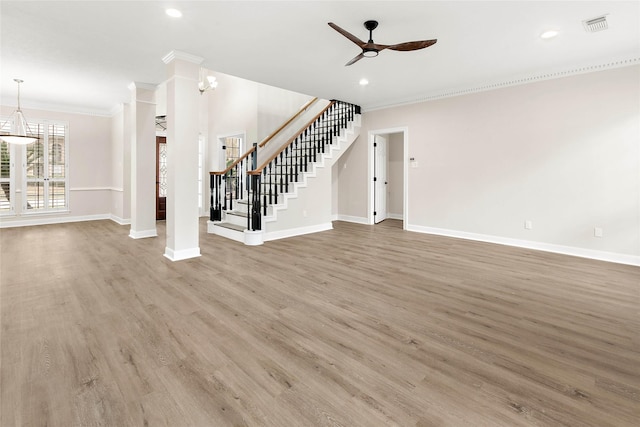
xmin=248 ymin=100 xmax=337 ymax=175
xmin=258 ymin=97 xmax=318 ymax=148
xmin=210 ymin=145 xmax=256 ymax=176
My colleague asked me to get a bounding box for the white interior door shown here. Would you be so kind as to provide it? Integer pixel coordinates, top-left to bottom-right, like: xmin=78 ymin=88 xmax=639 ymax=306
xmin=374 ymin=134 xmax=388 ymax=223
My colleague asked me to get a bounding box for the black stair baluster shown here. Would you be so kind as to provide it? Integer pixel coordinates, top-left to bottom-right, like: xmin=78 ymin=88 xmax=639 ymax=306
xmin=238 ymin=159 xmax=244 ymax=201
xmin=223 ymin=175 xmax=227 ymax=211
xmin=277 ymin=155 xmax=281 ymax=196
xmin=294 ymin=137 xmax=299 ymax=182
xmin=285 ymin=146 xmax=290 ymax=193
xmin=262 ymin=169 xmax=268 ymax=217
xmin=268 ymin=162 xmax=273 ymax=206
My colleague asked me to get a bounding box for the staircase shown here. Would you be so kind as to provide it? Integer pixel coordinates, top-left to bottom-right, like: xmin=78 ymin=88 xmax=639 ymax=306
xmin=207 ymin=100 xmax=361 ymax=245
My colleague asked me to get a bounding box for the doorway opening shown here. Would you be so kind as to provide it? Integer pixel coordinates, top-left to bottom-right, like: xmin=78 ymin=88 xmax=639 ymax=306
xmin=368 ymin=128 xmax=408 ymax=228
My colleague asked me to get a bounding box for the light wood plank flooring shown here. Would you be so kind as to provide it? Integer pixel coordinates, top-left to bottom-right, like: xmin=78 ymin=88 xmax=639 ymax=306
xmin=1 ymin=219 xmax=639 ymax=426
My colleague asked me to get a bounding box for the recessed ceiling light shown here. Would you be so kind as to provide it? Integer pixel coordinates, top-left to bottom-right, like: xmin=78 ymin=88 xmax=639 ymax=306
xmin=540 ymin=30 xmax=558 ymax=39
xmin=359 ymin=78 xmax=369 ymax=86
xmin=166 ymin=8 xmax=182 ymax=18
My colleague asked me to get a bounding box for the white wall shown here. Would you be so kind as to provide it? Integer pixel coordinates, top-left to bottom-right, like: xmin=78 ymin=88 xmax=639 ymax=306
xmin=206 ymin=71 xmax=259 ymax=173
xmin=339 ymin=65 xmax=640 ymax=263
xmin=0 ymin=106 xmax=113 ymax=226
xmin=257 ymin=84 xmax=315 ymax=142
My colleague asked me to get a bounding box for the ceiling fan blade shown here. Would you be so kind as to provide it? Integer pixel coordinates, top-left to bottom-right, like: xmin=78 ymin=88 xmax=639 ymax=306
xmin=328 ymin=22 xmax=366 ymax=48
xmin=387 ymin=39 xmax=437 ymax=51
xmin=345 ymin=53 xmax=365 ymax=66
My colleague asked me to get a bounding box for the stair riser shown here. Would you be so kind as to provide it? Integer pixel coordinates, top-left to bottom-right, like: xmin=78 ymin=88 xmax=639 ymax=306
xmin=224 ymin=212 xmax=248 ymax=227
xmin=220 ymin=201 xmax=274 ymax=217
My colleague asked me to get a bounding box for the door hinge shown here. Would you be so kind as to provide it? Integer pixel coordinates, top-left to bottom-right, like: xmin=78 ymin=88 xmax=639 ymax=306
xmin=222 ymin=145 xmax=226 ymax=150
xmin=373 ymin=142 xmax=377 ymax=147
xmin=373 ymin=177 xmax=377 ymax=182
xmin=374 ymin=211 xmax=377 ymax=216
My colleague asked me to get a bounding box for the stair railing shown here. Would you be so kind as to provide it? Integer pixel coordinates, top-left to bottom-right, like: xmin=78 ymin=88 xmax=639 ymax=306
xmin=209 ymin=144 xmax=257 ymax=221
xmin=209 ymin=97 xmax=318 ymax=222
xmin=246 ymin=100 xmax=360 ymax=231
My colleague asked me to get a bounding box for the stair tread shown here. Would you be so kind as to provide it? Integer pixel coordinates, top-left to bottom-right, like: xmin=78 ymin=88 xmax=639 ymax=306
xmin=227 ymin=211 xmax=248 ymax=218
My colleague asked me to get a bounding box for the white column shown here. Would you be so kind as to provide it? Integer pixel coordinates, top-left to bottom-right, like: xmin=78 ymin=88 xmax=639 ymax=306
xmin=129 ymin=82 xmax=157 ymax=239
xmin=162 ymin=50 xmax=202 ymax=261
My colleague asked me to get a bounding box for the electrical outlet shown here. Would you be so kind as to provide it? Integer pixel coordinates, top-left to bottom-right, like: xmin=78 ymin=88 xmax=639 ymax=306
xmin=594 ymin=227 xmax=603 ymax=238
xmin=525 ymin=220 xmax=533 ymax=230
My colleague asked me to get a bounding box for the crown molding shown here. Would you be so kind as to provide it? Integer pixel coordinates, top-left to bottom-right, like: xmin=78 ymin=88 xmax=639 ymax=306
xmin=128 ymin=82 xmax=157 ymax=92
xmin=2 ymin=100 xmax=115 ymax=117
xmin=162 ymin=50 xmax=204 ymax=65
xmin=363 ymin=57 xmax=640 ymax=112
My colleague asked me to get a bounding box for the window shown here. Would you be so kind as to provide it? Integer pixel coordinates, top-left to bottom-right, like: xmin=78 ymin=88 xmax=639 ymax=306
xmin=0 ymin=132 xmax=13 ymax=214
xmin=224 ymin=136 xmax=242 ymax=167
xmin=16 ymin=120 xmax=69 ymax=214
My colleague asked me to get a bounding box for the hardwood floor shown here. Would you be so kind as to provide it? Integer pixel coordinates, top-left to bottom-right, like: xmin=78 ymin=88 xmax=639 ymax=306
xmin=1 ymin=219 xmax=638 ymax=426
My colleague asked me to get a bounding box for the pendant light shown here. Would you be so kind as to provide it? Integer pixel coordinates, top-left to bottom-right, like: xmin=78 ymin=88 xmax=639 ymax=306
xmin=0 ymin=79 xmax=37 ymax=145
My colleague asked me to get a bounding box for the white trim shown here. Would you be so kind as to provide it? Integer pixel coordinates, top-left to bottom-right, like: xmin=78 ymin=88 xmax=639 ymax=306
xmin=244 ymin=229 xmax=264 ymax=246
xmin=336 ymin=215 xmax=369 ymax=225
xmin=368 ymin=127 xmax=409 ymax=228
xmin=70 ymin=187 xmax=117 ymax=192
xmin=162 ymin=50 xmax=204 ymax=65
xmin=164 ymin=246 xmax=201 ymax=261
xmin=264 ymin=222 xmax=333 ymax=242
xmin=128 ymin=82 xmax=157 ymax=92
xmin=14 ymin=101 xmax=115 ymax=117
xmin=110 ymin=214 xmax=130 ymax=225
xmin=407 ymin=224 xmax=640 ymax=267
xmin=387 ymin=213 xmax=403 ymax=220
xmin=0 ymin=213 xmax=110 ymax=228
xmin=20 ymin=209 xmax=70 ymax=217
xmin=128 ymin=228 xmax=158 ymax=239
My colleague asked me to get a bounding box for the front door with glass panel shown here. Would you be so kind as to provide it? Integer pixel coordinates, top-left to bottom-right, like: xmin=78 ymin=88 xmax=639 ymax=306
xmin=156 ymin=136 xmax=167 ymax=220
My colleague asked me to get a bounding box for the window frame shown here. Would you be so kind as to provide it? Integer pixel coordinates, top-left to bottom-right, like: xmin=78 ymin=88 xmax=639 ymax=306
xmin=21 ymin=119 xmax=70 ymax=215
xmin=0 ymin=138 xmax=16 ymax=216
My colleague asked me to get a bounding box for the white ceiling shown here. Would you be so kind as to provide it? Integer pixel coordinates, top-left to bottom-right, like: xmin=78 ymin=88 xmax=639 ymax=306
xmin=1 ymin=1 xmax=639 ymax=115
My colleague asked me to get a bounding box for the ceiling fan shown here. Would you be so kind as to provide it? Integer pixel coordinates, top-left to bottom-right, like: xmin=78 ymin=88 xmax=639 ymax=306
xmin=328 ymin=20 xmax=437 ymax=66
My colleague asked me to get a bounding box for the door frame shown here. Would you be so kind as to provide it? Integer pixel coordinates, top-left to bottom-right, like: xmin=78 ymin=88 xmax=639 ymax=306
xmin=368 ymin=127 xmax=408 ymax=228
xmin=373 ymin=134 xmax=388 ymax=224
xmin=217 ymin=131 xmax=246 ymax=170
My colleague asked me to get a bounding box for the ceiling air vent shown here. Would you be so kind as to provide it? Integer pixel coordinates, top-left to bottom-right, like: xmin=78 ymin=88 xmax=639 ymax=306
xmin=583 ymin=15 xmax=608 ymax=33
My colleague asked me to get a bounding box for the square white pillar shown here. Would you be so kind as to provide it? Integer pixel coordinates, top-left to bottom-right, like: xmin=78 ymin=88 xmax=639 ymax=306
xmin=163 ymin=51 xmax=202 ymax=261
xmin=129 ymin=82 xmax=158 ymax=239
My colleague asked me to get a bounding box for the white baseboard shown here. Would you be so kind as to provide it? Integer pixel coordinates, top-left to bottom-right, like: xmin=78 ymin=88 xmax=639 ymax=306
xmin=387 ymin=213 xmax=403 ymax=220
xmin=336 ymin=215 xmax=370 ymax=225
xmin=110 ymin=214 xmax=131 ymax=225
xmin=129 ymin=228 xmax=158 ymax=239
xmin=0 ymin=213 xmax=111 ymax=228
xmin=265 ymin=222 xmax=333 ymax=241
xmin=164 ymin=246 xmax=201 ymax=262
xmin=407 ymin=224 xmax=640 ymax=267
